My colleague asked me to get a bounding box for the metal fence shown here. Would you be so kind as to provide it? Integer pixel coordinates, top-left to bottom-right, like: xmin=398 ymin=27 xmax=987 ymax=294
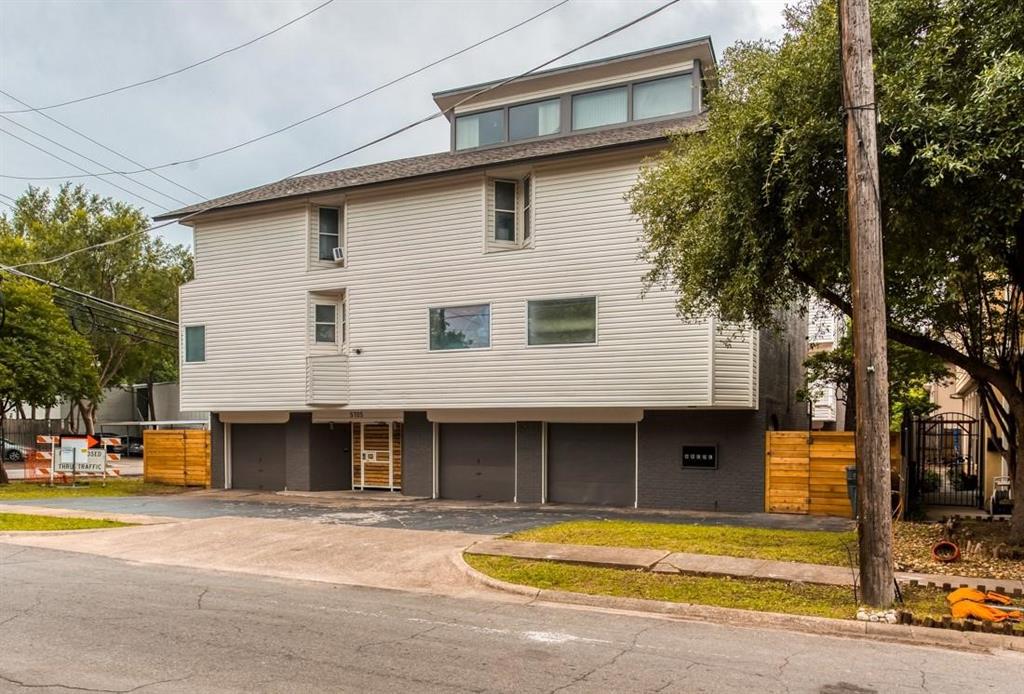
xmin=0 ymin=419 xmax=62 ymax=480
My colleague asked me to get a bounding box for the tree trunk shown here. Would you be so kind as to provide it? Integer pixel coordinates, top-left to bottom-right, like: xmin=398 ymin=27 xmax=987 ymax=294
xmin=1010 ymin=406 xmax=1024 ymax=545
xmin=844 ymin=374 xmax=857 ymax=432
xmin=0 ymin=408 xmax=9 ymax=485
xmin=78 ymin=400 xmax=95 ymax=436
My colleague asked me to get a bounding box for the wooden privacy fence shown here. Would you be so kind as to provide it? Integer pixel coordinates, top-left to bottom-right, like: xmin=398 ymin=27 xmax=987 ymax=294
xmin=765 ymin=431 xmax=901 ymax=518
xmin=143 ymin=429 xmax=210 ymax=487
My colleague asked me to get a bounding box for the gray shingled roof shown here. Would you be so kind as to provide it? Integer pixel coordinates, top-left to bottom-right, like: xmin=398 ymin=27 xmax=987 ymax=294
xmin=155 ymin=114 xmax=706 ymax=220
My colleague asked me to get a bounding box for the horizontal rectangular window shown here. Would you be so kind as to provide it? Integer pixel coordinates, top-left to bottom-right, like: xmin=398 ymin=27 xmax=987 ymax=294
xmin=527 ymin=297 xmax=597 ymax=345
xmin=318 ymin=207 xmax=341 ymax=261
xmin=455 ymin=109 xmax=504 ymax=150
xmin=572 ymin=87 xmax=627 ymax=130
xmin=184 ymin=325 xmax=205 ymax=363
xmin=509 ymin=99 xmax=560 ymax=141
xmin=430 ymin=304 xmax=491 ymax=350
xmin=633 ymin=74 xmax=693 ymax=120
xmin=314 ymin=304 xmax=337 ymax=343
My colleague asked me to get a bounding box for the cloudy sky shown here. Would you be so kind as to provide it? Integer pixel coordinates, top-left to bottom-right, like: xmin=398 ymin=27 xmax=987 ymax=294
xmin=0 ymin=0 xmax=788 ymax=248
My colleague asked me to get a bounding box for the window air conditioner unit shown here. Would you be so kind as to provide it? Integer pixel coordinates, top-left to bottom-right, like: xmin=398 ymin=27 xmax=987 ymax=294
xmin=331 ymin=247 xmax=345 ymax=263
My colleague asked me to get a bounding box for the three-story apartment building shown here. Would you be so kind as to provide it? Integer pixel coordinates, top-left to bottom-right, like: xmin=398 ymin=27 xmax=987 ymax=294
xmin=158 ymin=37 xmax=806 ymax=510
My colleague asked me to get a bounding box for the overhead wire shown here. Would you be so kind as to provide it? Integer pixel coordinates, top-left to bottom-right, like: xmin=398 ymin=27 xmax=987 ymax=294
xmin=0 ymin=126 xmax=169 ymax=210
xmin=0 ymin=0 xmax=572 ymax=181
xmin=0 ymin=0 xmax=337 ymax=115
xmin=0 ymin=114 xmax=189 ymax=207
xmin=3 ymin=0 xmax=682 ymax=270
xmin=0 ymin=87 xmax=206 ymax=200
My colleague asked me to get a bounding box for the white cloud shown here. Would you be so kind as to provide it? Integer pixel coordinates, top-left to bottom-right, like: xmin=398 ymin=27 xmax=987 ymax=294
xmin=0 ymin=0 xmax=787 ymax=249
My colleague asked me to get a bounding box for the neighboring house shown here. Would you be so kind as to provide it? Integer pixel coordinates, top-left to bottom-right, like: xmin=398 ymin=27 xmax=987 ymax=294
xmin=807 ymin=298 xmax=847 ymax=430
xmin=156 ymin=37 xmax=807 ymax=510
xmin=59 ymin=382 xmax=208 ymax=432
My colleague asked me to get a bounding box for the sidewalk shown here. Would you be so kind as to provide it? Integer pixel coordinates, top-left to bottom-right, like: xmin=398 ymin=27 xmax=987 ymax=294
xmin=466 ymin=539 xmax=1024 ymax=596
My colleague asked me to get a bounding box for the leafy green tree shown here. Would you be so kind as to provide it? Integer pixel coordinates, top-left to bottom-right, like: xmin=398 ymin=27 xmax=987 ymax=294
xmin=1 ymin=184 xmax=192 ymax=432
xmin=628 ymin=0 xmax=1024 ymax=540
xmin=799 ymin=334 xmax=952 ymax=431
xmin=0 ymin=277 xmax=99 ymax=482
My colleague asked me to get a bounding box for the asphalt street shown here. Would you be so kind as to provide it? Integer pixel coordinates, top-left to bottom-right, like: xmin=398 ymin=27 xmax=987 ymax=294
xmin=0 ymin=543 xmax=1019 ymax=693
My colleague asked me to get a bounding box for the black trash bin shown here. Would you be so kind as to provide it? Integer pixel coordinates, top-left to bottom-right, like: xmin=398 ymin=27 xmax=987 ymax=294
xmin=846 ymin=466 xmax=858 ymax=515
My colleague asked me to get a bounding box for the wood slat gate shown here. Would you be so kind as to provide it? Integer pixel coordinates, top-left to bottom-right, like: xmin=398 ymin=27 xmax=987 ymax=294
xmin=765 ymin=431 xmax=899 ymax=518
xmin=143 ymin=429 xmax=211 ymax=487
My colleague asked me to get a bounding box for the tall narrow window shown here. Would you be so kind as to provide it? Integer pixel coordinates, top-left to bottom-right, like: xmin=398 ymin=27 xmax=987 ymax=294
xmin=184 ymin=325 xmax=206 ymax=363
xmin=494 ymin=180 xmax=517 ymax=242
xmin=318 ymin=207 xmax=341 ymax=261
xmin=314 ymin=304 xmax=337 ymax=343
xmin=455 ymin=109 xmax=504 ymax=150
xmin=429 ymin=304 xmax=491 ymax=350
xmin=523 ymin=177 xmax=532 ymax=242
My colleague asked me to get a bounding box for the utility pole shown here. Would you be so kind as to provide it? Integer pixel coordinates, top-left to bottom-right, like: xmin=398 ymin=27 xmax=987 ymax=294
xmin=839 ymin=0 xmax=894 ymax=607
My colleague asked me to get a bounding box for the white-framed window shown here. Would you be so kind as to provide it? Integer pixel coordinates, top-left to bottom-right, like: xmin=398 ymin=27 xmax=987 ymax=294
xmin=486 ymin=176 xmax=533 ymax=250
xmin=317 ymin=207 xmax=342 ymax=262
xmin=527 ymin=297 xmax=597 ymax=346
xmin=184 ymin=325 xmax=206 ymax=363
xmin=314 ymin=304 xmax=337 ymax=344
xmin=493 ymin=180 xmax=517 ymax=243
xmin=429 ymin=304 xmax=491 ymax=351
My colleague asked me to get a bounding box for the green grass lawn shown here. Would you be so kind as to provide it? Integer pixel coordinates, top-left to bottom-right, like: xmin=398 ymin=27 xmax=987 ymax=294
xmin=0 ymin=512 xmax=130 ymax=532
xmin=508 ymin=519 xmax=857 ymax=566
xmin=466 ymin=554 xmax=949 ymax=622
xmin=0 ymin=479 xmax=185 ymax=500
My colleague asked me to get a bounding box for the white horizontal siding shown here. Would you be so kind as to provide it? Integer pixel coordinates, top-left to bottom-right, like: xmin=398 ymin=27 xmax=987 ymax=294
xmin=713 ymin=326 xmax=757 ymax=407
xmin=180 ymin=149 xmax=759 ymax=411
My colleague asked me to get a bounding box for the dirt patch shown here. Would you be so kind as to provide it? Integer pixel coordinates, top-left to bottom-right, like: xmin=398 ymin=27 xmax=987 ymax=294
xmin=894 ymin=520 xmax=1024 ymax=581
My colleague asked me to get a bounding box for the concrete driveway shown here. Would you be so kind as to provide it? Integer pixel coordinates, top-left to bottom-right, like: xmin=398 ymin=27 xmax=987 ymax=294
xmin=0 ymin=515 xmax=508 ymax=599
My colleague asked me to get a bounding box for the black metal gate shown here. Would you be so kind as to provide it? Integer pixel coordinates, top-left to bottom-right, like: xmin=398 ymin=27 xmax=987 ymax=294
xmin=906 ymin=412 xmax=983 ymax=508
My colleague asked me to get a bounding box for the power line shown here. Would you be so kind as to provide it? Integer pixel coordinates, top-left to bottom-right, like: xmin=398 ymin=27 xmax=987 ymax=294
xmin=5 ymin=0 xmax=681 ymax=270
xmin=0 ymin=114 xmax=189 ymax=207
xmin=0 ymin=126 xmax=168 ymax=210
xmin=0 ymin=266 xmax=178 ymax=328
xmin=0 ymin=87 xmax=206 ymax=200
xmin=0 ymin=0 xmax=337 ymax=115
xmin=0 ymin=0 xmax=571 ymax=181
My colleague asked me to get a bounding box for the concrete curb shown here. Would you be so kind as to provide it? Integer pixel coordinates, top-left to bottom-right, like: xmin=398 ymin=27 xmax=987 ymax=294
xmin=455 ymin=553 xmax=1023 ymax=654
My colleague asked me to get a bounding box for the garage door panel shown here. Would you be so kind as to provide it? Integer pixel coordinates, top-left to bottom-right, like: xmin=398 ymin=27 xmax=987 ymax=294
xmin=548 ymin=423 xmax=634 ymax=507
xmin=439 ymin=423 xmax=515 ymax=501
xmin=231 ymin=424 xmax=286 ymax=491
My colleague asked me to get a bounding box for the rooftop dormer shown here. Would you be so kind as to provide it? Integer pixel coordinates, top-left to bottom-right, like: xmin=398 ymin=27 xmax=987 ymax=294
xmin=433 ymin=36 xmax=716 ymax=153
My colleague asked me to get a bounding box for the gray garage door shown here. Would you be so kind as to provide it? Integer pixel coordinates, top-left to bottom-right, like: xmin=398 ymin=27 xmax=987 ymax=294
xmin=439 ymin=423 xmax=515 ymax=501
xmin=231 ymin=423 xmax=286 ymax=491
xmin=547 ymin=423 xmax=635 ymax=507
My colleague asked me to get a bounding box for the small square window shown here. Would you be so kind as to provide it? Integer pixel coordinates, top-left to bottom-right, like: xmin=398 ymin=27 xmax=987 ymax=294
xmin=184 ymin=325 xmax=205 ymax=363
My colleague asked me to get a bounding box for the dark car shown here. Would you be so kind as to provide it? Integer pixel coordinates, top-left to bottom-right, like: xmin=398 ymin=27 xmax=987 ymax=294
xmin=126 ymin=437 xmax=144 ymax=457
xmin=95 ymin=432 xmax=128 ymax=456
